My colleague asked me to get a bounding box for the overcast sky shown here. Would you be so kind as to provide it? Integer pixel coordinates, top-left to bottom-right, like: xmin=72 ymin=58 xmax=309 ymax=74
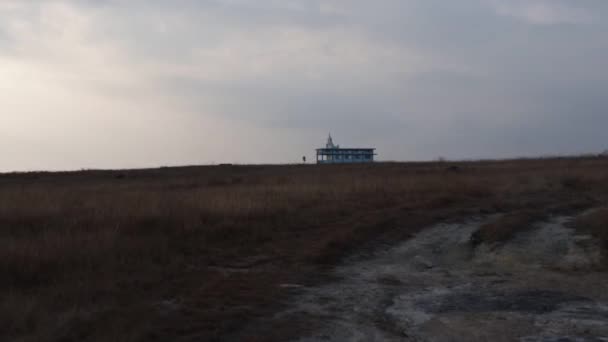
xmin=1 ymin=0 xmax=607 ymax=171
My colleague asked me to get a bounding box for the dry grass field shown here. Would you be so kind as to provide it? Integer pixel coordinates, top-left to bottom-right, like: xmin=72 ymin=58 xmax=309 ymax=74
xmin=574 ymin=206 xmax=608 ymax=260
xmin=1 ymin=157 xmax=607 ymax=341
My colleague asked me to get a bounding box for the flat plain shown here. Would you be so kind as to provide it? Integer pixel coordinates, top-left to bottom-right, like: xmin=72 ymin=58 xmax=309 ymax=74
xmin=1 ymin=157 xmax=607 ymax=341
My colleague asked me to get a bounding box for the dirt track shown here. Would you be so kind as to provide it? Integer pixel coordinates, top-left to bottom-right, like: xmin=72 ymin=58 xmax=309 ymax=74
xmin=276 ymin=215 xmax=608 ymax=341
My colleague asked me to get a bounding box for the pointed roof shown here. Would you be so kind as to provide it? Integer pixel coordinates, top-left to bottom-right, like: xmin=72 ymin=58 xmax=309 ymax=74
xmin=326 ymin=133 xmax=336 ymax=149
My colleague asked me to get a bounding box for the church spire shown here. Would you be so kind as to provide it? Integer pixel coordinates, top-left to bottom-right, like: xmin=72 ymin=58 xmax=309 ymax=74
xmin=326 ymin=133 xmax=335 ymax=149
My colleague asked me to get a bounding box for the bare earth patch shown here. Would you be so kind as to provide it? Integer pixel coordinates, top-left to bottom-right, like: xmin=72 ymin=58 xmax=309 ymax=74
xmin=275 ymin=215 xmax=608 ymax=341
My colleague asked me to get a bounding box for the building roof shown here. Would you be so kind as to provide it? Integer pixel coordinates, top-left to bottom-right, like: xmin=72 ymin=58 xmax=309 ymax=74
xmin=318 ymin=134 xmax=374 ymax=151
xmin=316 ymin=148 xmax=376 ymax=151
xmin=326 ymin=133 xmax=336 ymax=149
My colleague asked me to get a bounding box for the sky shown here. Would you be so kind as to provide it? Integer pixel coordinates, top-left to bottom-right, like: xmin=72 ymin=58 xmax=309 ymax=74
xmin=1 ymin=0 xmax=607 ymax=171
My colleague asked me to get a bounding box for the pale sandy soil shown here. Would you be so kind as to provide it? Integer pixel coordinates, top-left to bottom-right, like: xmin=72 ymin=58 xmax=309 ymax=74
xmin=276 ymin=215 xmax=608 ymax=342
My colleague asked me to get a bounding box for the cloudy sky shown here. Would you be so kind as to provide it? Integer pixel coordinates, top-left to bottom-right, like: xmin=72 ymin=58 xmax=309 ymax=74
xmin=1 ymin=0 xmax=607 ymax=171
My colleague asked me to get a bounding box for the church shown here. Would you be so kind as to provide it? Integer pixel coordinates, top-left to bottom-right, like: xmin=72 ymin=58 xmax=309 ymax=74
xmin=316 ymin=134 xmax=376 ymax=164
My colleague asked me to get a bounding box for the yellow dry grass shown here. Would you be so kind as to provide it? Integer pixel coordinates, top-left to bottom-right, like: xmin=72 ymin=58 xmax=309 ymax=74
xmin=0 ymin=157 xmax=607 ymax=341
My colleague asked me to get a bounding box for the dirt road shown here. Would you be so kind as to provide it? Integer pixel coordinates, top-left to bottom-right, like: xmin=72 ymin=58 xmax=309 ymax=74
xmin=276 ymin=215 xmax=608 ymax=341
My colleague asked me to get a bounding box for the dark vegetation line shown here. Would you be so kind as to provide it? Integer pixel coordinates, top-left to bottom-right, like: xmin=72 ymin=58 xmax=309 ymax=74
xmin=1 ymin=157 xmax=607 ymax=341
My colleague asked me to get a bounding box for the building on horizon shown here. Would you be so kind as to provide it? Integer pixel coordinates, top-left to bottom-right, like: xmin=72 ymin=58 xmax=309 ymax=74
xmin=316 ymin=134 xmax=376 ymax=164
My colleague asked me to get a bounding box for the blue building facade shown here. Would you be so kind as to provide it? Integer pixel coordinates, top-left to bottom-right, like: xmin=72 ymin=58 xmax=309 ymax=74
xmin=316 ymin=134 xmax=376 ymax=164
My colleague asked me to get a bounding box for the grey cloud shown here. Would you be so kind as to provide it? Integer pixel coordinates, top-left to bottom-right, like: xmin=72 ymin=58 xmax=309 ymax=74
xmin=1 ymin=1 xmax=607 ymax=170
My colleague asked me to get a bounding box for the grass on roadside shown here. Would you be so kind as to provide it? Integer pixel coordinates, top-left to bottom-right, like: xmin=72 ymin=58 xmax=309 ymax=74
xmin=574 ymin=207 xmax=608 ymax=264
xmin=470 ymin=210 xmax=545 ymax=246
